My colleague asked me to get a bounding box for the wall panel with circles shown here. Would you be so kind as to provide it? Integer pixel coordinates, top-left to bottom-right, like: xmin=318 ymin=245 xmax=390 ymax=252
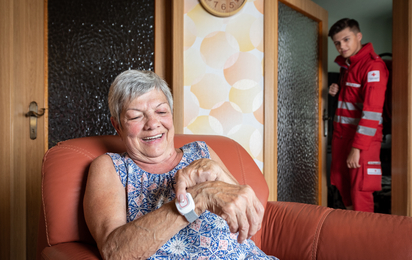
xmin=184 ymin=0 xmax=264 ymax=170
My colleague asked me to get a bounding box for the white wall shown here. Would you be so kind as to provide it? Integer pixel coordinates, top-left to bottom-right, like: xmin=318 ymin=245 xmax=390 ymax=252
xmin=311 ymin=0 xmax=392 ymax=72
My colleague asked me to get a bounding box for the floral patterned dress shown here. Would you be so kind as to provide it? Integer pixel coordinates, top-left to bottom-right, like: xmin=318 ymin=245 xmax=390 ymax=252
xmin=107 ymin=141 xmax=278 ymax=260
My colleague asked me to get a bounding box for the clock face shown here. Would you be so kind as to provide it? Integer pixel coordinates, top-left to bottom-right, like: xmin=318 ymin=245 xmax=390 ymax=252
xmin=200 ymin=0 xmax=247 ymax=17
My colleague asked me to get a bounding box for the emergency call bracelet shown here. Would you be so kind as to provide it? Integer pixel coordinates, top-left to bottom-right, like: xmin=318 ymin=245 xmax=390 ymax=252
xmin=175 ymin=193 xmax=199 ymax=223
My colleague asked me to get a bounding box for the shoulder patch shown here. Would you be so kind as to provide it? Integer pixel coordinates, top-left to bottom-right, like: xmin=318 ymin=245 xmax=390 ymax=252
xmin=367 ymin=70 xmax=380 ymax=82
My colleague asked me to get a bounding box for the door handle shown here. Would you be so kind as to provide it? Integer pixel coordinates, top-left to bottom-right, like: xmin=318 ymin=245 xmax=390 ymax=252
xmin=322 ymin=109 xmax=331 ymax=137
xmin=25 ymin=101 xmax=46 ymax=140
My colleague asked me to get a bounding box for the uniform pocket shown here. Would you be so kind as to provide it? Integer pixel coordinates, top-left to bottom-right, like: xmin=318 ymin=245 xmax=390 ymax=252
xmin=360 ymin=161 xmax=382 ymax=191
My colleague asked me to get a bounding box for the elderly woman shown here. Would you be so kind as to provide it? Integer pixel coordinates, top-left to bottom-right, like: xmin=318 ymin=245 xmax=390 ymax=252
xmin=84 ymin=70 xmax=278 ymax=259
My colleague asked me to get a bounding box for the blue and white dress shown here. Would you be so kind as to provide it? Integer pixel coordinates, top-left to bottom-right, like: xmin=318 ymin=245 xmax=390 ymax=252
xmin=108 ymin=141 xmax=278 ymax=260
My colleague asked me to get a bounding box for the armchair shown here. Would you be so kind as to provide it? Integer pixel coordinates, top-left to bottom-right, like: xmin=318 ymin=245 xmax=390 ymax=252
xmin=37 ymin=135 xmax=412 ymax=259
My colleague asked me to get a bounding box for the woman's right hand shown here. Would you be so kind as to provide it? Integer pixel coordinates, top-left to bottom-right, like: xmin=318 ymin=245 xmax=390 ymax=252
xmin=174 ymin=158 xmax=223 ymax=202
xmin=174 ymin=146 xmax=238 ymax=203
xmin=189 ymin=181 xmax=264 ymax=244
xmin=329 ymin=83 xmax=339 ymax=97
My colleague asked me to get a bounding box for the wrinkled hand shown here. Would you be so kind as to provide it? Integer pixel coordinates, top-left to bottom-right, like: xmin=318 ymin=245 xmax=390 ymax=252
xmin=189 ymin=181 xmax=264 ymax=244
xmin=329 ymin=83 xmax=339 ymax=97
xmin=347 ymin=147 xmax=361 ymax=168
xmin=174 ymin=159 xmax=224 ymax=203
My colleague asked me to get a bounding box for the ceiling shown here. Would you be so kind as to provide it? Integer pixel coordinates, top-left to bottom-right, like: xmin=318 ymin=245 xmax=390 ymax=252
xmin=311 ymin=0 xmax=392 ymax=21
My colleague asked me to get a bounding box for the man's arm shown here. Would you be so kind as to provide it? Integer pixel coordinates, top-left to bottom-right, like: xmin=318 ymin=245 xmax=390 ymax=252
xmin=348 ymin=61 xmax=388 ymax=168
xmin=351 ymin=62 xmax=388 ymax=151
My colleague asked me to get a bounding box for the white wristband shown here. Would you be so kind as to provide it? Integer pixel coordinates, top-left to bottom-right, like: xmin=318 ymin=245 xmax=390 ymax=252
xmin=175 ymin=193 xmax=199 ymax=223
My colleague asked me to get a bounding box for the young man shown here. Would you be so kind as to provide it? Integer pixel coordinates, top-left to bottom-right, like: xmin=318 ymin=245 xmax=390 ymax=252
xmin=328 ymin=18 xmax=388 ymax=212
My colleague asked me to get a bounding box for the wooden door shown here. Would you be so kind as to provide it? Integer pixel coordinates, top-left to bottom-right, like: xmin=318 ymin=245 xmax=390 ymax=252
xmin=264 ymin=0 xmax=328 ymax=204
xmin=0 ymin=0 xmax=45 ymax=259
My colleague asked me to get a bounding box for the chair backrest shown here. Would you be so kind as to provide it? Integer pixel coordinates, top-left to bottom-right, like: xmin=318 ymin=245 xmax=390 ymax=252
xmin=37 ymin=134 xmax=269 ymax=257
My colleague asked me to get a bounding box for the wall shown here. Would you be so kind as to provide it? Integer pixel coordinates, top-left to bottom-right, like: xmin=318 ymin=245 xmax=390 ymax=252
xmin=183 ymin=0 xmax=265 ymax=169
xmin=312 ymin=0 xmax=393 ymax=72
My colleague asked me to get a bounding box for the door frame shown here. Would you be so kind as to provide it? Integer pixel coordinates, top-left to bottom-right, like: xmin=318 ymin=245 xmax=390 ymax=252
xmin=391 ymin=0 xmax=412 ymax=216
xmin=263 ymin=0 xmax=328 ymax=203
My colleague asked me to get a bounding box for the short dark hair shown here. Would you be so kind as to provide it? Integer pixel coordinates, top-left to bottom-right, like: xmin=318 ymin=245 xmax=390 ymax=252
xmin=328 ymin=18 xmax=360 ymax=38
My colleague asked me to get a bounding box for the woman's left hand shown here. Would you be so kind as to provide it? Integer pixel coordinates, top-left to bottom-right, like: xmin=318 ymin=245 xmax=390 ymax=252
xmin=188 ymin=181 xmax=265 ymax=244
xmin=174 ymin=158 xmax=223 ymax=202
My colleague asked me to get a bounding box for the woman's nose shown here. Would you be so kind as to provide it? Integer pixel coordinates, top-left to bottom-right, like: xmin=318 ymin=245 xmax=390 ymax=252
xmin=144 ymin=115 xmax=160 ymax=130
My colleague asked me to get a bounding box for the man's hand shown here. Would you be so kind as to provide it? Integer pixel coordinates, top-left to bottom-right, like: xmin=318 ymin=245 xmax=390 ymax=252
xmin=174 ymin=159 xmax=223 ymax=203
xmin=189 ymin=181 xmax=264 ymax=244
xmin=347 ymin=147 xmax=361 ymax=168
xmin=329 ymin=83 xmax=339 ymax=97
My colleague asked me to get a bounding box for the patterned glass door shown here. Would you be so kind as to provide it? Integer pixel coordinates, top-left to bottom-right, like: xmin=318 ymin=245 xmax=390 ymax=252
xmin=276 ymin=1 xmax=328 ymax=205
xmin=47 ymin=0 xmax=155 ymax=148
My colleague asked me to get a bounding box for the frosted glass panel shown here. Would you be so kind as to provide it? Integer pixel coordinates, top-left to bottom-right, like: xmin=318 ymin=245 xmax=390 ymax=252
xmin=277 ymin=3 xmax=319 ymax=204
xmin=48 ymin=0 xmax=154 ymax=148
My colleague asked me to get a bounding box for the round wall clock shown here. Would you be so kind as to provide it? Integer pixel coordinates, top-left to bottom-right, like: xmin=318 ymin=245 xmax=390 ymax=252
xmin=200 ymin=0 xmax=247 ymax=17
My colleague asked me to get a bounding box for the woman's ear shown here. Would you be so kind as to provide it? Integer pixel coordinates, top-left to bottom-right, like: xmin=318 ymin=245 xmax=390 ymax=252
xmin=110 ymin=117 xmax=122 ymax=138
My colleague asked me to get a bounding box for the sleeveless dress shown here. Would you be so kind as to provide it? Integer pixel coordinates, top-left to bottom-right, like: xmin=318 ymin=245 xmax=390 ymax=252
xmin=107 ymin=141 xmax=278 ymax=260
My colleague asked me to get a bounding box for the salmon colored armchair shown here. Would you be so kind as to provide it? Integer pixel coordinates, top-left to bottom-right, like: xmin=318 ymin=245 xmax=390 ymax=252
xmin=37 ymin=135 xmax=412 ymax=260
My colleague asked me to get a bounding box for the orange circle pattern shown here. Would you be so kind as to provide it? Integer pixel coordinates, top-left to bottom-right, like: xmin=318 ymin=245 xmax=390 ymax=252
xmin=184 ymin=0 xmax=264 ymax=170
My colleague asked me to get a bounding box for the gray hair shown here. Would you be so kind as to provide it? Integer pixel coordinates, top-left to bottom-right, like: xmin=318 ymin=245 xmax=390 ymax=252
xmin=108 ymin=70 xmax=173 ymax=127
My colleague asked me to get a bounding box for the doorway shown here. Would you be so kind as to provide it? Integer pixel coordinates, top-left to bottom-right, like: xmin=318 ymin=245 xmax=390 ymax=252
xmin=311 ymin=0 xmax=393 ymax=213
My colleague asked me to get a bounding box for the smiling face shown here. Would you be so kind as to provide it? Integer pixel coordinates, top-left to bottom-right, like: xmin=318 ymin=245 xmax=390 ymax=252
xmin=332 ymin=27 xmax=363 ymax=59
xmin=111 ymin=89 xmax=176 ymax=165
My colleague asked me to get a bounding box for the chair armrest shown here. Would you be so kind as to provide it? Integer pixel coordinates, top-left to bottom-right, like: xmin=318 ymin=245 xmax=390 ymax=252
xmin=260 ymin=201 xmax=412 ymax=260
xmin=260 ymin=201 xmax=332 ymax=259
xmin=41 ymin=242 xmax=101 ymax=260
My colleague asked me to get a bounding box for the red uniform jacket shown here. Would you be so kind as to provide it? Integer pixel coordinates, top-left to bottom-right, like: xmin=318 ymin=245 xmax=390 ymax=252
xmin=333 ymin=43 xmax=389 ymax=150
